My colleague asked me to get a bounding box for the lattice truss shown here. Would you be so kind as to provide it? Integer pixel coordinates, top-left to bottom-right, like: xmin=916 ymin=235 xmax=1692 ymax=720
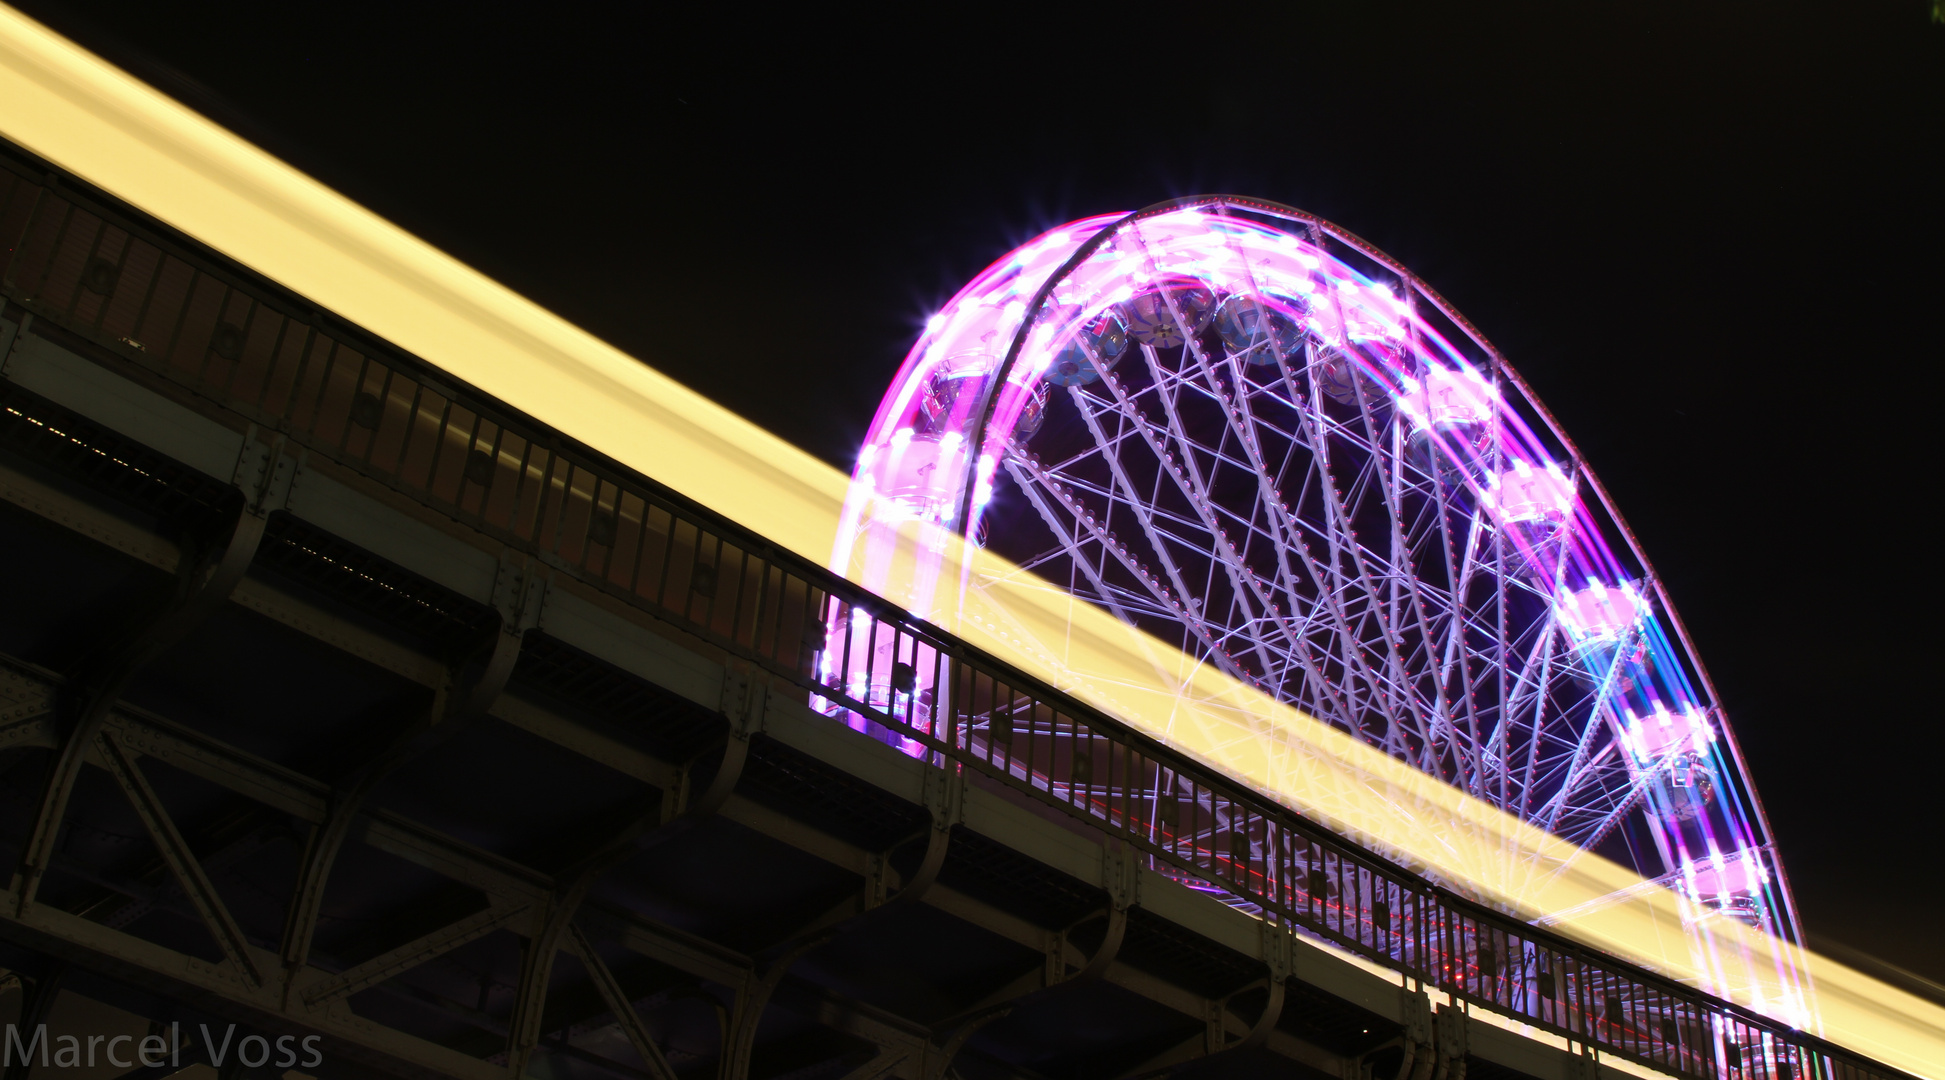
xmin=843 ymin=201 xmax=1798 ymax=951
xmin=996 ymin=329 xmax=1642 ymax=853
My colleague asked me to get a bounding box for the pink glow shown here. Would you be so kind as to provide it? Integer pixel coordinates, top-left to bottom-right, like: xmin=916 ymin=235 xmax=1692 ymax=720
xmin=1689 ymin=853 xmax=1767 ymax=901
xmin=1490 ymin=461 xmax=1576 ymax=524
xmin=1557 ymin=582 xmax=1644 ymax=642
xmin=861 ymin=433 xmax=965 ymax=522
xmin=832 ymin=203 xmax=1801 ymax=975
xmin=1625 ymin=706 xmax=1710 ymax=762
xmin=1399 ymin=365 xmax=1495 ymax=430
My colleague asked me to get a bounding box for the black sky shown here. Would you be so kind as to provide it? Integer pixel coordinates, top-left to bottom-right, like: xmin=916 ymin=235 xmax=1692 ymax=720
xmin=20 ymin=0 xmax=1943 ymax=982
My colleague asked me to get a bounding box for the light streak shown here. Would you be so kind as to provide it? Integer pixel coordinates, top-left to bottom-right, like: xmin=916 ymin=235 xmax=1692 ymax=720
xmin=0 ymin=7 xmax=1937 ymax=1075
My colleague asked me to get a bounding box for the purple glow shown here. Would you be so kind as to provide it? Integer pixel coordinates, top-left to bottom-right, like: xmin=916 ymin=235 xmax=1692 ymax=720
xmin=1558 ymin=582 xmax=1644 ymax=643
xmin=833 ymin=200 xmax=1803 ymax=998
xmin=1625 ymin=705 xmax=1711 ymax=763
xmin=1489 ymin=461 xmax=1577 ymax=524
xmin=1399 ymin=364 xmax=1496 ymax=429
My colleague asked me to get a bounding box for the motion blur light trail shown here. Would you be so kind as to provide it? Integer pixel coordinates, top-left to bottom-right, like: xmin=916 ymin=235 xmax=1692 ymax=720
xmin=827 ymin=206 xmax=1945 ymax=1075
xmin=834 ymin=203 xmax=1797 ymax=979
xmin=0 ymin=6 xmax=851 ymax=569
xmin=0 ymin=6 xmax=1937 ymax=1076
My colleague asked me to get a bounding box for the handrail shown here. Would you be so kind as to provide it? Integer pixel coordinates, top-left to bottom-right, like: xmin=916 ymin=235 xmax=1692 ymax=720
xmin=0 ymin=147 xmax=1910 ymax=1080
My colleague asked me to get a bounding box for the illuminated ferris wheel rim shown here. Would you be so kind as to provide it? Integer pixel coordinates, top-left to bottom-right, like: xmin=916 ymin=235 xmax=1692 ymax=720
xmin=839 ymin=195 xmax=1798 ymax=941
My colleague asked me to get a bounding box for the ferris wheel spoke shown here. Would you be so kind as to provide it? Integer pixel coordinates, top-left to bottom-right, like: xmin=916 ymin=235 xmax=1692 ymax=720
xmin=1488 ymin=618 xmax=1563 ymax=793
xmin=1349 ymin=369 xmax=1487 ymax=785
xmin=1196 ymin=350 xmax=1415 ymax=723
xmin=1549 ymin=765 xmax=1643 ymax=852
xmin=1068 ymin=385 xmax=1292 ymax=687
xmin=1248 ymin=347 xmax=1444 ymax=756
xmin=1516 ymin=644 xmax=1565 ymax=815
xmin=1414 ymin=439 xmax=1500 ymax=796
xmin=1012 ymin=546 xmax=1076 ymax=575
xmin=1332 ymin=476 xmax=1454 ymax=756
xmin=1488 ymin=447 xmax=1519 ymax=811
xmin=848 ymin=202 xmax=1798 ymax=949
xmin=1058 ymin=471 xmax=1216 ymax=541
xmin=1091 ymin=353 xmax=1360 ymax=724
xmin=1003 ymin=452 xmax=1265 ymax=690
xmin=1536 ymin=670 xmax=1629 ymax=833
xmin=1566 ymin=773 xmax=1654 ymax=857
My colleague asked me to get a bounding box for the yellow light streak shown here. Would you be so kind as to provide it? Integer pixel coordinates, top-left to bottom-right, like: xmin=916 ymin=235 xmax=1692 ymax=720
xmin=0 ymin=6 xmax=1936 ymax=1075
xmin=852 ymin=513 xmax=1945 ymax=1075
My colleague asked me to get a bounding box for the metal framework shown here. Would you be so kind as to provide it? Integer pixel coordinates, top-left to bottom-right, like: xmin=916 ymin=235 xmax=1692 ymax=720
xmin=0 ymin=147 xmax=1908 ymax=1080
xmin=842 ymin=199 xmax=1800 ymax=955
xmin=0 ymin=398 xmax=1395 ymax=1079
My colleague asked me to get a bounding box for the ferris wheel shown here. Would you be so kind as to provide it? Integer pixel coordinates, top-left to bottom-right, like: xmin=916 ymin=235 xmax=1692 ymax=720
xmin=833 ymin=197 xmax=1801 ymax=953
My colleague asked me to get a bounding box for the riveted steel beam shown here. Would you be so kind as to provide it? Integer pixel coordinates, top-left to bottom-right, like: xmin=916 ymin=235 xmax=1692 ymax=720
xmin=14 ymin=498 xmax=266 ymax=916
xmin=302 ymin=901 xmax=533 ymax=1008
xmin=92 ymin=730 xmax=261 ymax=989
xmin=566 ymin=923 xmax=679 ymax=1080
xmin=282 ymin=549 xmax=546 ymax=1007
xmin=0 ymin=643 xmax=1365 ymax=1080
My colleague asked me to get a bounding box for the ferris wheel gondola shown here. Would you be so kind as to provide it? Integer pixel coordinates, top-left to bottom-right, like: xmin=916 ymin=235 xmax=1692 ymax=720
xmin=830 ymin=197 xmax=1802 ymax=983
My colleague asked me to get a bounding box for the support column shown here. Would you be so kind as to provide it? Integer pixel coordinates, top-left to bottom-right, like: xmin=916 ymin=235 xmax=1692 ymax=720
xmin=279 ymin=552 xmax=545 ymax=1004
xmin=14 ymin=434 xmax=287 ymax=915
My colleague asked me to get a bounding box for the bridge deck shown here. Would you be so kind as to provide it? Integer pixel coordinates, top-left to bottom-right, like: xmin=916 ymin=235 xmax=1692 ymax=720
xmin=0 ymin=138 xmax=1900 ymax=1080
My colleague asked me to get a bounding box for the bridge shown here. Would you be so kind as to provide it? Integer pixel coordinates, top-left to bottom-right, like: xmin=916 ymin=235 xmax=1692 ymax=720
xmin=0 ymin=140 xmax=1916 ymax=1080
xmin=0 ymin=16 xmax=1927 ymax=1080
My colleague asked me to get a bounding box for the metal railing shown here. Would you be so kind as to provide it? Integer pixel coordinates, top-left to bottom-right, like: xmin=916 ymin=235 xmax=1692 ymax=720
xmin=0 ymin=153 xmax=1908 ymax=1080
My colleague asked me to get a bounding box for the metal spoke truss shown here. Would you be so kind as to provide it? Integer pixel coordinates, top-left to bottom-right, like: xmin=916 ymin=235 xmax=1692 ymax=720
xmin=840 ymin=198 xmax=1805 ymax=968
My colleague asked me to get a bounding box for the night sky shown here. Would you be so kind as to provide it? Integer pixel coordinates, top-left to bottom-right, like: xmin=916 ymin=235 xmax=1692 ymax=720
xmin=20 ymin=1 xmax=1942 ymax=986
